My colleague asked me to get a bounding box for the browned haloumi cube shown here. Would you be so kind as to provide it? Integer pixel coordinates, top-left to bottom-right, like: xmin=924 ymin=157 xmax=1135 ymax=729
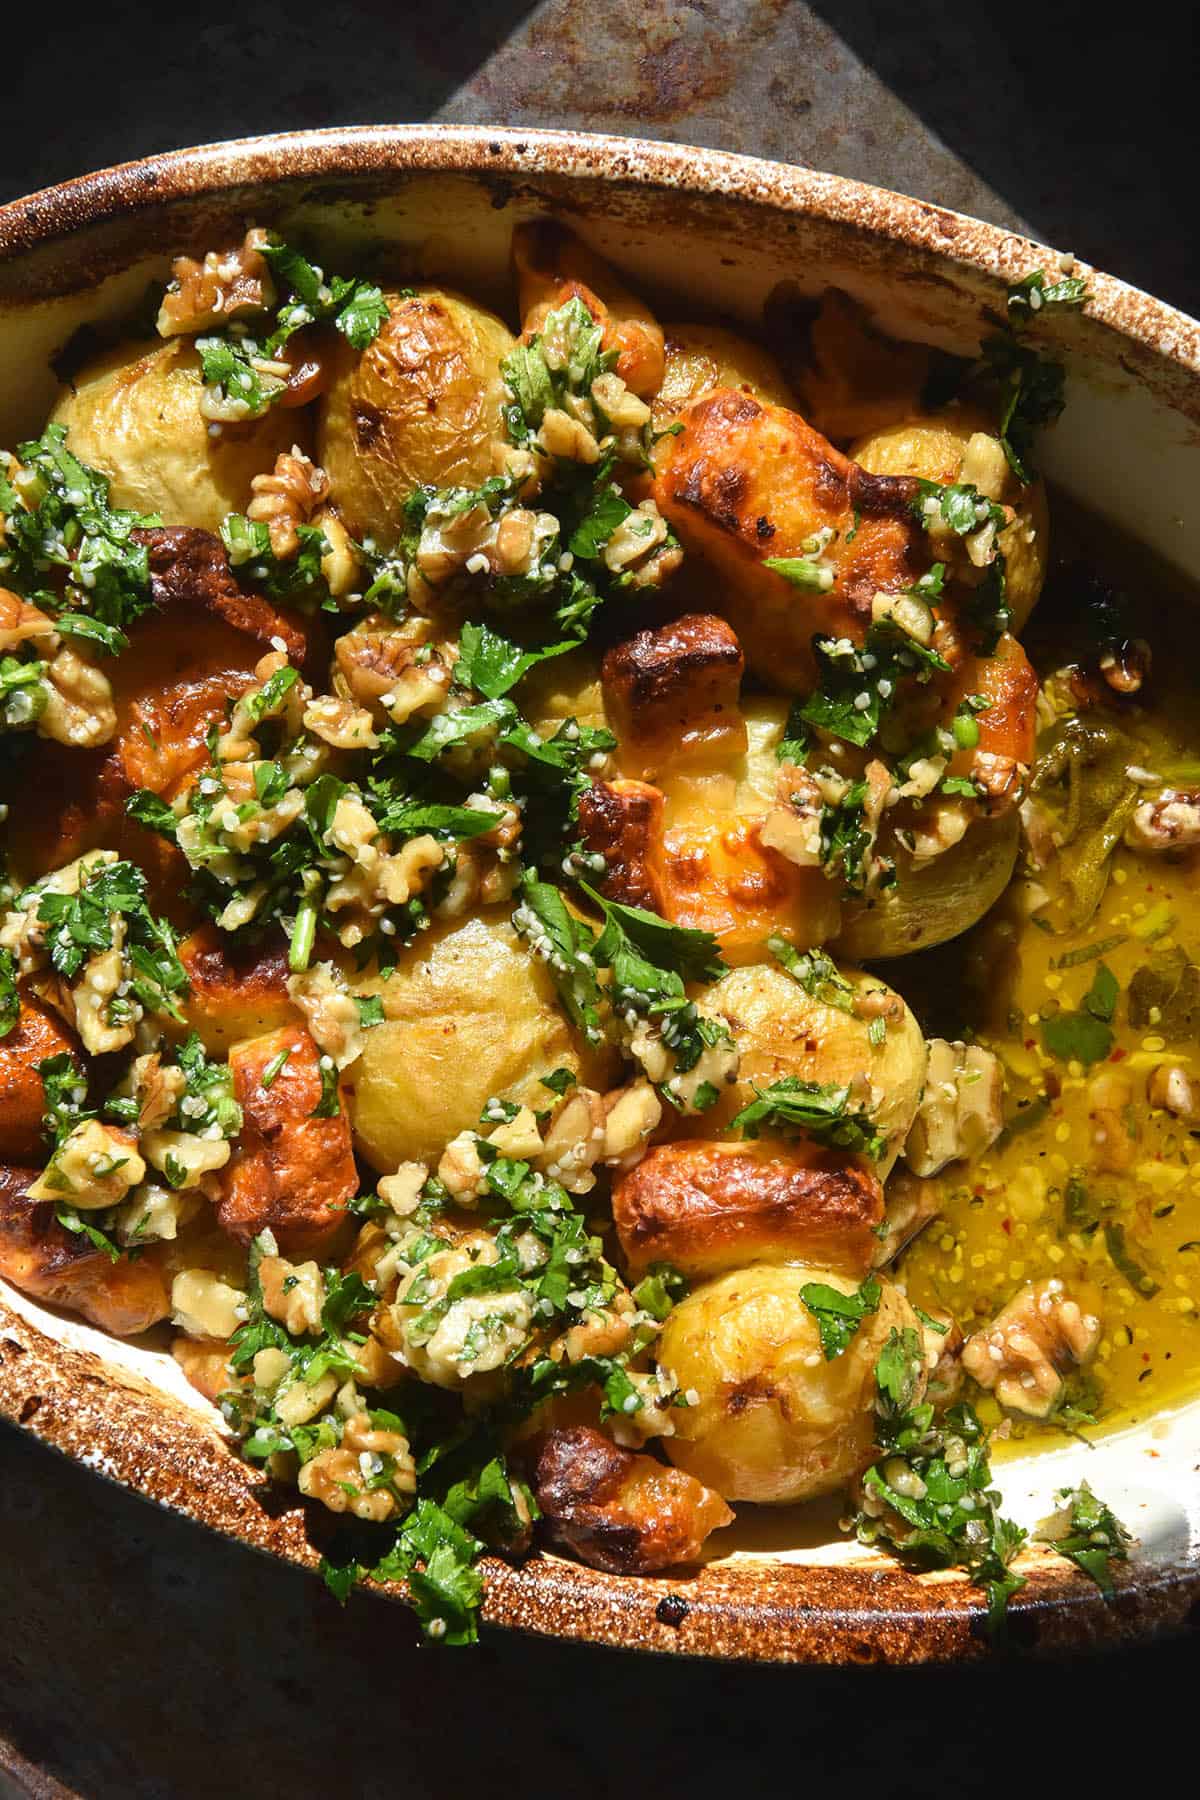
xmin=217 ymin=1026 xmax=356 ymax=1252
xmin=613 ymin=1139 xmax=884 ymax=1282
xmin=0 ymin=1165 xmax=170 ymax=1336
xmin=603 ymin=613 xmax=746 ymax=780
xmin=534 ymin=1425 xmax=731 ymax=1573
xmin=653 ymin=386 xmax=924 ymax=689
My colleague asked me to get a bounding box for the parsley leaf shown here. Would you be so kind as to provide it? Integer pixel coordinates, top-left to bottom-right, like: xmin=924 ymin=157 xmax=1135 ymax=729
xmin=0 ymin=948 xmax=18 ymax=1039
xmin=800 ymin=1274 xmax=881 ymax=1359
xmin=1035 ymin=1481 xmax=1132 ymax=1597
xmin=731 ymin=1077 xmax=885 ymax=1159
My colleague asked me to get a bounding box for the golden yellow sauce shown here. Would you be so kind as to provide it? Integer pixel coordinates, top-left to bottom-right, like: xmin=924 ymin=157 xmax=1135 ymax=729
xmin=898 ymin=509 xmax=1200 ymax=1443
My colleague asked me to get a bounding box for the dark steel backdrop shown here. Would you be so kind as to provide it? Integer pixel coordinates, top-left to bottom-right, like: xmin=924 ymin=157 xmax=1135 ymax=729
xmin=2 ymin=4 xmax=1197 ymax=1794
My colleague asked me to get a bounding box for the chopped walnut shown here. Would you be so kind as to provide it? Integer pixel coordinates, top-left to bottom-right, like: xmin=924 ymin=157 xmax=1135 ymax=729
xmin=553 ymin=1288 xmax=636 ymax=1366
xmin=601 ymin=498 xmax=682 ymax=589
xmin=247 ymin=448 xmax=331 ymax=561
xmin=170 ymin=1269 xmax=247 ymax=1341
xmin=601 ymin=1079 xmax=663 ymax=1166
xmin=333 ymin=614 xmax=455 ymax=728
xmin=437 ymin=1131 xmax=489 ymax=1204
xmin=0 ymin=590 xmax=58 ymax=652
xmin=287 ymin=962 xmax=365 ymax=1070
xmin=538 ymin=1087 xmax=607 ymax=1194
xmin=377 ymin=1163 xmax=426 ymax=1218
xmin=1099 ymin=638 xmax=1151 ymax=695
xmin=297 ymin=1413 xmax=416 ymax=1522
xmin=27 ymin=1118 xmax=145 ymax=1209
xmin=904 ymin=1039 xmax=1005 ymax=1178
xmin=1148 ymin=1062 xmax=1200 ymax=1122
xmin=39 ymin=647 xmax=116 ymax=749
xmin=759 ymin=761 xmax=824 ymax=868
xmin=315 ymin=509 xmax=362 ymax=599
xmin=259 ymin=1254 xmax=325 ymax=1336
xmin=1125 ymin=789 xmax=1200 ymax=852
xmin=157 ymin=228 xmax=276 ymax=337
xmin=906 ymin=795 xmax=972 ymax=864
xmin=972 ymin=749 xmax=1028 ymax=817
xmin=302 ymin=693 xmax=379 ymax=751
xmin=961 ymin=1277 xmax=1100 ymax=1418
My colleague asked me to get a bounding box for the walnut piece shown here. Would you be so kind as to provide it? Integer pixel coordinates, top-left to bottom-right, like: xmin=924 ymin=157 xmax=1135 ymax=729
xmin=1126 ymin=789 xmax=1200 ymax=852
xmin=961 ymin=1277 xmax=1100 ymax=1418
xmin=904 ymin=1039 xmax=1005 ymax=1178
xmin=247 ymin=448 xmax=331 ymax=561
xmin=157 ymin=228 xmax=276 ymax=337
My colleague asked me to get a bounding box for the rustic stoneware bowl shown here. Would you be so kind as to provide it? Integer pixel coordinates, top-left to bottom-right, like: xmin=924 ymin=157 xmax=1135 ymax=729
xmin=2 ymin=125 xmax=1198 ymax=1663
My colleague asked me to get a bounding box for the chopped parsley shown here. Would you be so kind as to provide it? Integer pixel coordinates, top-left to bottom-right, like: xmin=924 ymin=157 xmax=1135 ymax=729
xmin=189 ymin=236 xmax=388 ymax=420
xmin=0 ymin=947 xmax=18 ymax=1039
xmin=1039 ymin=962 xmax=1118 ymax=1067
xmin=26 ymin=857 xmax=188 ymax=1024
xmin=0 ymin=425 xmax=156 ymax=638
xmin=855 ymin=1328 xmax=1027 ymax=1638
xmin=731 ymin=1077 xmax=885 ymax=1159
xmin=800 ymin=1274 xmax=881 ymax=1359
xmin=768 ymin=933 xmax=856 ymax=1014
xmin=1034 ymin=1481 xmax=1132 ymax=1597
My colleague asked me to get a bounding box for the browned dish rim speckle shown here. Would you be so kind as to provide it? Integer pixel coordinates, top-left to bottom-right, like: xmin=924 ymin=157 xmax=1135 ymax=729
xmin=0 ymin=126 xmax=1197 ymax=1662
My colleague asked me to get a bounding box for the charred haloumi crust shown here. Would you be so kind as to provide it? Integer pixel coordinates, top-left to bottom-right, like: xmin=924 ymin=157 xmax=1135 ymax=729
xmin=0 ymin=1163 xmax=170 ymax=1336
xmin=533 ymin=1425 xmax=732 ymax=1573
xmin=653 ymin=386 xmax=924 ymax=688
xmin=0 ymin=990 xmax=80 ymax=1163
xmin=601 ymin=612 xmax=746 ymax=778
xmin=612 ymin=1139 xmax=885 ymax=1281
xmin=217 ymin=1025 xmax=357 ymax=1252
xmin=575 ymin=777 xmax=667 ymax=914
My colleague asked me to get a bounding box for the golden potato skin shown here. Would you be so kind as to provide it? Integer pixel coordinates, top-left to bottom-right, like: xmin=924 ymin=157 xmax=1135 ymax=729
xmin=834 ymin=812 xmax=1020 ymax=962
xmin=652 ymin=322 xmax=793 ymax=429
xmin=659 ymin=1263 xmax=921 ymax=1503
xmin=613 ymin=1139 xmax=884 ymax=1281
xmin=347 ymin=910 xmax=615 ymax=1171
xmin=317 ymin=287 xmax=514 ymax=547
xmin=850 ymin=406 xmax=1049 ymax=630
xmin=50 ymin=338 xmax=302 ymax=535
xmin=700 ymin=961 xmax=926 ymax=1174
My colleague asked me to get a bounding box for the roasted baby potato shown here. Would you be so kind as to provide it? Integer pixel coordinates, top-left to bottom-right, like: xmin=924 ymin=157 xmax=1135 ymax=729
xmin=318 ymin=287 xmax=514 ymax=546
xmin=653 ymin=387 xmax=926 ymax=690
xmin=652 ymin=322 xmax=793 ymax=429
xmin=613 ymin=1139 xmax=885 ymax=1281
xmin=834 ymin=811 xmax=1020 ymax=961
xmin=513 ymin=221 xmax=664 ymax=400
xmin=533 ymin=1425 xmax=732 ymax=1572
xmin=659 ymin=1263 xmax=924 ymax=1503
xmin=851 ymin=405 xmax=1049 ymax=630
xmin=700 ymin=961 xmax=926 ymax=1175
xmin=217 ymin=1025 xmax=357 ymax=1251
xmin=347 ymin=910 xmax=616 ymax=1171
xmin=50 ymin=338 xmax=301 ymax=535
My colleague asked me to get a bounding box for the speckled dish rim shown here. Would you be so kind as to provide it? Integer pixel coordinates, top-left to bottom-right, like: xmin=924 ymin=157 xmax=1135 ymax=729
xmin=0 ymin=124 xmax=1198 ymax=1665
